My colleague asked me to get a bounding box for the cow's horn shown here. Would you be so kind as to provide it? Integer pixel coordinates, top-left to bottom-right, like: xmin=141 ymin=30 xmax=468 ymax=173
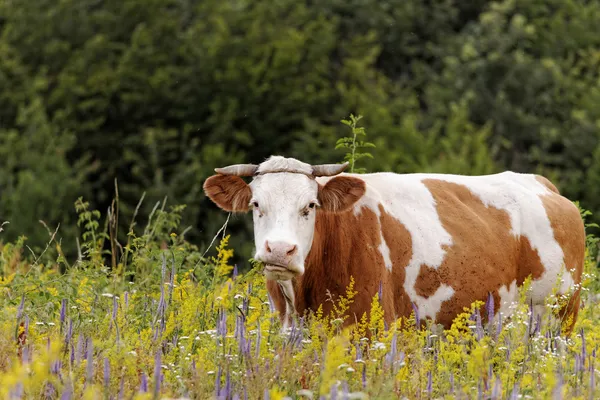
xmin=214 ymin=164 xmax=258 ymax=176
xmin=311 ymin=162 xmax=349 ymax=176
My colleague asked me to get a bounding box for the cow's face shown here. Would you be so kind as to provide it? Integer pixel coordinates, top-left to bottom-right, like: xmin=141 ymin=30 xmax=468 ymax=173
xmin=203 ymin=156 xmax=366 ymax=281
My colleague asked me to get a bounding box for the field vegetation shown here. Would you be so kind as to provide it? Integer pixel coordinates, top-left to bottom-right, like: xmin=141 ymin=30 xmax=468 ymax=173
xmin=1 ymin=119 xmax=599 ymax=399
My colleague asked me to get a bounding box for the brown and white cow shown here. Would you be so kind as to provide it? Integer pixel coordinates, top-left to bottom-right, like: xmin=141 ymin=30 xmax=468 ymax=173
xmin=203 ymin=156 xmax=585 ymax=333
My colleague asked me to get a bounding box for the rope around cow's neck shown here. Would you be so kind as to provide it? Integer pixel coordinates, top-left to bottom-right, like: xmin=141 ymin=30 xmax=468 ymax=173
xmin=277 ymin=279 xmax=296 ymax=330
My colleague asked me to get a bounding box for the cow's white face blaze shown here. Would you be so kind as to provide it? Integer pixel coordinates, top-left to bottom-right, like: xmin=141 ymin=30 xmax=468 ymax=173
xmin=203 ymin=156 xmax=366 ymax=282
xmin=250 ymin=173 xmax=319 ymax=280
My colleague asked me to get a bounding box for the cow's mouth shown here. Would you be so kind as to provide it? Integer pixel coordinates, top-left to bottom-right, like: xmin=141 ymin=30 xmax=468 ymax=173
xmin=263 ymin=264 xmax=296 ymax=281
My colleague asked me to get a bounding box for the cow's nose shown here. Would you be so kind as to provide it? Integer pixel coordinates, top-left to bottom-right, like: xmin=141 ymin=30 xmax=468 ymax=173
xmin=264 ymin=240 xmax=298 ymax=265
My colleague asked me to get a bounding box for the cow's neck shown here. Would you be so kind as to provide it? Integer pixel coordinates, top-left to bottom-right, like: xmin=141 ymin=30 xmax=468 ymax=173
xmin=295 ymin=210 xmax=357 ymax=317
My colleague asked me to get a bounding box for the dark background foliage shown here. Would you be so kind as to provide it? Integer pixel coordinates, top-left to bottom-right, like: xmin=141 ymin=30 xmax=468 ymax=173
xmin=1 ymin=0 xmax=599 ymax=267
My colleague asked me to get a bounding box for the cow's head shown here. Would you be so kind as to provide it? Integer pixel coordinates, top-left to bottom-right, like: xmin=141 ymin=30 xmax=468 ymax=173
xmin=203 ymin=156 xmax=366 ymax=281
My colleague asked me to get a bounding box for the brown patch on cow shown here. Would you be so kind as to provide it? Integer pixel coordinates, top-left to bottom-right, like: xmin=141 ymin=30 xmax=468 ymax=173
xmin=318 ymin=176 xmax=366 ymax=213
xmin=203 ymin=174 xmax=252 ymax=212
xmin=378 ymin=205 xmax=414 ymax=319
xmin=415 ymin=265 xmax=442 ymax=298
xmin=420 ymin=179 xmax=519 ymax=327
xmin=535 ymin=175 xmax=560 ymax=194
xmin=517 ymin=236 xmax=546 ymax=285
xmin=540 ymin=192 xmax=585 ymax=335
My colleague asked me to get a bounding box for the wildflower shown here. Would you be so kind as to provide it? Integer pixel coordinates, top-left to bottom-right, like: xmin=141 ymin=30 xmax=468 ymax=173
xmin=85 ymin=338 xmax=93 ymax=384
xmin=140 ymin=372 xmax=148 ymax=393
xmin=411 ymin=302 xmax=420 ymax=328
xmin=361 ymin=364 xmax=367 ymax=389
xmin=486 ymin=292 xmax=494 ymax=324
xmin=60 ymin=383 xmax=72 ymax=400
xmin=154 ymin=350 xmax=162 ymax=397
xmin=426 ymin=371 xmax=432 ymax=396
xmin=104 ymin=358 xmax=110 ymax=388
xmin=491 ymin=378 xmax=501 ymax=399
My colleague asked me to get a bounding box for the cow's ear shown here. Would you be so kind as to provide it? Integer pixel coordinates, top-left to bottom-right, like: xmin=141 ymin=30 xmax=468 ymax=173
xmin=203 ymin=175 xmax=252 ymax=212
xmin=318 ymin=176 xmax=366 ymax=213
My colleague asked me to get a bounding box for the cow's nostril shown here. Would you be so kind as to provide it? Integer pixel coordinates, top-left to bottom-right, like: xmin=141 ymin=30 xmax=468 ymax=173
xmin=287 ymin=245 xmax=297 ymax=256
xmin=265 ymin=241 xmax=272 ymax=253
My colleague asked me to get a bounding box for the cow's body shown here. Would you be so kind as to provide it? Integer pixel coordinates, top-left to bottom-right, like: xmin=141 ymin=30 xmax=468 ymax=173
xmin=267 ymin=171 xmax=584 ymax=330
xmin=204 ymin=156 xmax=584 ymax=333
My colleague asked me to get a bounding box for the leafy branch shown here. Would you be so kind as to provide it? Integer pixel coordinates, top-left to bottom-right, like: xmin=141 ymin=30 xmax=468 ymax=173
xmin=336 ymin=114 xmax=375 ymax=173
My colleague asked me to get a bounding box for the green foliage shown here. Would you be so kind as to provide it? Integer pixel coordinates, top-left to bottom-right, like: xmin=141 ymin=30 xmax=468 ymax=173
xmin=336 ymin=114 xmax=376 ymax=173
xmin=1 ymin=0 xmax=600 ymax=262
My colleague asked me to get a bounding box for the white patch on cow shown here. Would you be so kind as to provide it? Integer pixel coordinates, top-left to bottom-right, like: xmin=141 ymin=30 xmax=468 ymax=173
xmin=497 ymin=280 xmax=518 ymax=319
xmin=378 ymin=231 xmax=393 ymax=272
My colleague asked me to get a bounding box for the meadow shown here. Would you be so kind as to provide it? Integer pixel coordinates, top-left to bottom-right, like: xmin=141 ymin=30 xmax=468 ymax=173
xmin=0 ymin=121 xmax=599 ymax=399
xmin=0 ymin=186 xmax=599 ymax=399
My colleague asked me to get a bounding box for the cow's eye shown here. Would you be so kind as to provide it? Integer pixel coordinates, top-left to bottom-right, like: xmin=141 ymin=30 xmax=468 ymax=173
xmin=251 ymin=201 xmax=259 ymax=209
xmin=308 ymin=202 xmax=316 ymax=209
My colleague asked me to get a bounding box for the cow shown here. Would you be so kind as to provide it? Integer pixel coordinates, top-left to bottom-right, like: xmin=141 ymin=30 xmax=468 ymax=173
xmin=203 ymin=156 xmax=585 ymax=334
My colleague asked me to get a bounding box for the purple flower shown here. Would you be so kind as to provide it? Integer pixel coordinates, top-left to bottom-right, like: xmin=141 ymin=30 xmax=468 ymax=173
xmin=76 ymin=334 xmax=83 ymax=365
xmin=580 ymin=328 xmax=586 ymax=361
xmin=22 ymin=345 xmax=29 ymax=364
xmin=124 ymin=291 xmax=129 ymax=309
xmin=330 ymin=383 xmax=337 ymax=400
xmin=11 ymin=383 xmax=23 ymax=399
xmin=233 ymin=265 xmax=239 ymax=280
xmin=449 ymin=372 xmax=454 ymax=393
xmin=85 ymin=339 xmax=93 ymax=384
xmin=263 ymin=388 xmax=270 ymax=399
xmin=70 ymin=343 xmax=75 ymax=366
xmin=217 ymin=309 xmax=227 ymax=337
xmin=60 ymin=383 xmax=72 ymax=400
xmin=474 ymin=309 xmax=483 ymax=341
xmin=104 ymin=358 xmax=110 ymax=388
xmin=510 ymin=383 xmax=519 ymax=400
xmin=139 ymin=372 xmax=148 ymax=393
xmin=486 ymin=292 xmax=495 ymax=325
xmin=491 ymin=378 xmax=501 ymax=399
xmin=153 ymin=350 xmax=162 ymax=396
xmin=119 ymin=376 xmax=125 ymax=400
xmin=426 ymin=371 xmax=432 ymax=395
xmin=60 ymin=299 xmax=67 ymax=325
xmin=411 ymin=302 xmax=420 ymax=328
xmin=255 ymin=322 xmax=262 ymax=358
xmin=225 ymin=369 xmax=232 ymax=399
xmin=215 ymin=366 xmax=222 ymax=398
xmin=385 ymin=333 xmax=398 ymax=368
xmin=552 ymin=372 xmax=563 ymax=399
xmin=362 ymin=364 xmax=367 ymax=389
xmin=378 ymin=281 xmax=383 ymax=302
xmin=65 ymin=318 xmax=73 ymax=347
xmin=341 ymin=381 xmax=349 ymax=400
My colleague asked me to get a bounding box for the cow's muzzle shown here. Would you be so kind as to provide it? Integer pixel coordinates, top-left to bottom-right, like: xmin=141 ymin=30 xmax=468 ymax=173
xmin=263 ymin=264 xmax=297 ymax=281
